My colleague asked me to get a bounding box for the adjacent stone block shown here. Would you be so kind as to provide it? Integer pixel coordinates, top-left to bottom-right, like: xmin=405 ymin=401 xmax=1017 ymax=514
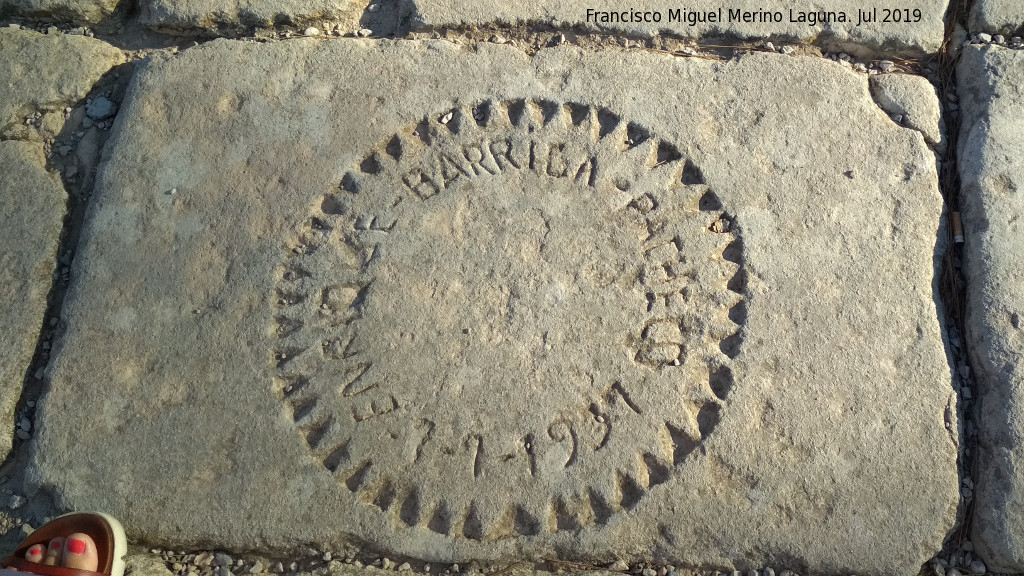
xmin=0 ymin=141 xmax=66 ymax=461
xmin=0 ymin=0 xmax=119 ymax=24
xmin=30 ymin=40 xmax=957 ymax=575
xmin=400 ymin=0 xmax=945 ymax=56
xmin=0 ymin=27 xmax=124 ymax=129
xmin=139 ymin=0 xmax=365 ymax=34
xmin=969 ymin=0 xmax=1024 ymax=35
xmin=957 ymin=45 xmax=1024 ymax=573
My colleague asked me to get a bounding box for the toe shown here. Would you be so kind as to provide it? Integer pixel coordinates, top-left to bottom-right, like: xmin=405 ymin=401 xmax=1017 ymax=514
xmin=43 ymin=538 xmax=63 ymax=566
xmin=61 ymin=533 xmax=97 ymax=572
xmin=24 ymin=544 xmax=45 ymax=564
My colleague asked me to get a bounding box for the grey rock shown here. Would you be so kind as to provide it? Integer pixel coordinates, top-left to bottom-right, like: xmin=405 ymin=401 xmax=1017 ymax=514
xmin=0 ymin=27 xmax=123 ymax=129
xmin=217 ymin=568 xmax=234 ymax=576
xmin=398 ymin=0 xmax=945 ymax=56
xmin=214 ymin=554 xmax=233 ymax=567
xmin=31 ymin=39 xmax=956 ymax=575
xmin=139 ymin=0 xmax=364 ymax=34
xmin=0 ymin=0 xmax=119 ymax=23
xmin=608 ymin=561 xmax=628 ymax=571
xmin=869 ymin=73 xmax=945 ymax=151
xmin=250 ymin=563 xmax=264 ymax=574
xmin=967 ymin=560 xmax=986 ymax=574
xmin=969 ymin=1 xmax=1023 ymax=35
xmin=958 ymin=45 xmax=1024 ymax=573
xmin=126 ymin=554 xmax=176 ymax=576
xmin=85 ymin=96 xmax=116 ymax=120
xmin=642 ymin=569 xmax=656 ymax=576
xmin=0 ymin=141 xmax=65 ymax=461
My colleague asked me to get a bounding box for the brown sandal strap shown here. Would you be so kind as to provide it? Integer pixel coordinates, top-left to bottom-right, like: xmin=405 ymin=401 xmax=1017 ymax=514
xmin=3 ymin=557 xmax=107 ymax=576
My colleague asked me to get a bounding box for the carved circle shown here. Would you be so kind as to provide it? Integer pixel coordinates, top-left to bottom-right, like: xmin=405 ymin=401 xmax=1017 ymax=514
xmin=271 ymin=100 xmax=746 ymax=540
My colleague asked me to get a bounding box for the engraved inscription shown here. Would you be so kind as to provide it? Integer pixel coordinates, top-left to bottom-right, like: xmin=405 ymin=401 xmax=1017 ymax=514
xmin=271 ymin=100 xmax=746 ymax=540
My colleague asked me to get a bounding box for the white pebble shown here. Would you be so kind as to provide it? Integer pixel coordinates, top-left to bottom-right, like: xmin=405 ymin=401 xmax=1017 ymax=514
xmin=878 ymin=60 xmax=894 ymax=71
xmin=397 ymin=563 xmax=411 ymax=571
xmin=608 ymin=560 xmax=629 ymax=571
xmin=367 ymin=3 xmax=379 ymax=11
xmin=250 ymin=562 xmax=263 ymax=573
xmin=357 ymin=28 xmax=372 ymax=37
xmin=781 ymin=45 xmax=794 ymax=55
xmin=765 ymin=42 xmax=774 ymax=51
xmin=9 ymin=495 xmax=24 ymax=508
xmin=439 ymin=111 xmax=453 ymax=124
xmin=978 ymin=33 xmax=992 ymax=43
xmin=323 ymin=553 xmax=332 ymax=561
xmin=994 ymin=35 xmax=1005 ymax=44
xmin=303 ymin=27 xmax=320 ymax=37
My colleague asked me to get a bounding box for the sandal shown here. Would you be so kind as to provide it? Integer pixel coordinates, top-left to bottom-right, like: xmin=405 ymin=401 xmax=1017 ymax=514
xmin=1 ymin=512 xmax=126 ymax=576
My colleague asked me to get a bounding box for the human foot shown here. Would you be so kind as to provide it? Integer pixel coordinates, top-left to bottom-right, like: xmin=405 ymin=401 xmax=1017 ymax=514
xmin=14 ymin=533 xmax=98 ymax=572
xmin=1 ymin=512 xmax=126 ymax=576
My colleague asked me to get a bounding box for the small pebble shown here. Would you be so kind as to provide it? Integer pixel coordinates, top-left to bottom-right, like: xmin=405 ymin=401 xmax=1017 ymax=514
xmin=947 ymin=569 xmax=963 ymax=576
xmin=879 ymin=60 xmax=894 ymax=72
xmin=357 ymin=29 xmax=372 ymax=37
xmin=959 ymin=365 xmax=971 ymax=379
xmin=85 ymin=96 xmax=116 ymax=120
xmin=892 ymin=114 xmax=903 ymax=124
xmin=609 ymin=560 xmax=629 ymax=571
xmin=323 ymin=553 xmax=332 ymax=562
xmin=271 ymin=563 xmax=283 ymax=573
xmin=216 ymin=568 xmax=234 ymax=576
xmin=368 ymin=3 xmax=379 ymax=11
xmin=304 ymin=27 xmax=320 ymax=37
xmin=16 ymin=430 xmax=30 ymax=440
xmin=289 ymin=563 xmax=298 ymax=571
xmin=763 ymin=569 xmax=775 ymax=576
xmin=994 ymin=35 xmax=1005 ymax=44
xmin=173 ymin=564 xmax=183 ymax=571
xmin=450 ymin=565 xmax=459 ymax=573
xmin=642 ymin=569 xmax=656 ymax=576
xmin=746 ymin=571 xmax=758 ymax=576
xmin=250 ymin=562 xmax=263 ymax=573
xmin=489 ymin=34 xmax=506 ymax=44
xmin=439 ymin=111 xmax=453 ymax=124
xmin=779 ymin=572 xmax=794 ymax=576
xmin=962 ymin=387 xmax=973 ymax=399
xmin=781 ymin=45 xmax=795 ymax=55
xmin=352 ymin=561 xmax=362 ymax=569
xmin=46 ymin=26 xmax=58 ymax=34
xmin=977 ymin=32 xmax=992 ymax=43
xmin=765 ymin=42 xmax=774 ymax=51
xmin=397 ymin=563 xmax=411 ymax=572
xmin=9 ymin=494 xmax=25 ymax=508
xmin=968 ymin=560 xmax=985 ymax=574
xmin=214 ymin=553 xmax=233 ymax=567
xmin=20 ymin=524 xmax=33 ymax=537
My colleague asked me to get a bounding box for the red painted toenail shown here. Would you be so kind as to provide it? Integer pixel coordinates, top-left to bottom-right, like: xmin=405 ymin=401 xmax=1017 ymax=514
xmin=67 ymin=540 xmax=86 ymax=555
xmin=28 ymin=550 xmax=41 ymax=557
xmin=49 ymin=542 xmax=61 ymax=549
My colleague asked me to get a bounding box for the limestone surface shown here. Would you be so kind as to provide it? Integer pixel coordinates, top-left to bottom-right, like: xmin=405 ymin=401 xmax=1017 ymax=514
xmin=869 ymin=73 xmax=944 ymax=151
xmin=957 ymin=45 xmax=1024 ymax=573
xmin=0 ymin=27 xmax=124 ymax=130
xmin=399 ymin=0 xmax=945 ymax=56
xmin=139 ymin=0 xmax=365 ymax=33
xmin=0 ymin=141 xmax=65 ymax=461
xmin=0 ymin=0 xmax=119 ymax=24
xmin=30 ymin=40 xmax=957 ymax=575
xmin=968 ymin=0 xmax=1024 ymax=35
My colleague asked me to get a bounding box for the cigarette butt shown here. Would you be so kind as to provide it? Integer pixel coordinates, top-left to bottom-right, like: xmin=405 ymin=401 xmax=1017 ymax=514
xmin=953 ymin=211 xmax=964 ymax=244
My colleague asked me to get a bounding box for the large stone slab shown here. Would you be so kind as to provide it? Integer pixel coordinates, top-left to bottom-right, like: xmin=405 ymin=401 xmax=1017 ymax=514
xmin=957 ymin=45 xmax=1024 ymax=573
xmin=400 ymin=0 xmax=945 ymax=56
xmin=0 ymin=27 xmax=124 ymax=130
xmin=30 ymin=40 xmax=957 ymax=575
xmin=139 ymin=0 xmax=365 ymax=34
xmin=0 ymin=0 xmax=118 ymax=24
xmin=0 ymin=140 xmax=65 ymax=461
xmin=968 ymin=0 xmax=1024 ymax=35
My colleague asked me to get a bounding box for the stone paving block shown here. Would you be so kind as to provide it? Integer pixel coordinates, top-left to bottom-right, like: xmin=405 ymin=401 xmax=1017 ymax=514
xmin=139 ymin=0 xmax=365 ymax=33
xmin=399 ymin=0 xmax=945 ymax=56
xmin=30 ymin=40 xmax=957 ymax=575
xmin=0 ymin=140 xmax=65 ymax=461
xmin=957 ymin=45 xmax=1024 ymax=573
xmin=968 ymin=0 xmax=1024 ymax=35
xmin=0 ymin=0 xmax=119 ymax=24
xmin=0 ymin=27 xmax=124 ymax=130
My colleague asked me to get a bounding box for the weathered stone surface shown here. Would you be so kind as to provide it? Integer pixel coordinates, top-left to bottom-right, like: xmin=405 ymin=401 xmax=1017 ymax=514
xmin=30 ymin=40 xmax=957 ymax=575
xmin=968 ymin=0 xmax=1024 ymax=35
xmin=957 ymin=45 xmax=1024 ymax=573
xmin=869 ymin=73 xmax=944 ymax=151
xmin=139 ymin=0 xmax=366 ymax=33
xmin=0 ymin=28 xmax=124 ymax=130
xmin=399 ymin=1 xmax=945 ymax=56
xmin=0 ymin=0 xmax=118 ymax=24
xmin=0 ymin=140 xmax=65 ymax=461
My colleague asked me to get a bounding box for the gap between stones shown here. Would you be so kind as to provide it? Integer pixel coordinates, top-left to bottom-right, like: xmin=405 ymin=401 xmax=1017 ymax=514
xmin=0 ymin=2 xmax=988 ymax=574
